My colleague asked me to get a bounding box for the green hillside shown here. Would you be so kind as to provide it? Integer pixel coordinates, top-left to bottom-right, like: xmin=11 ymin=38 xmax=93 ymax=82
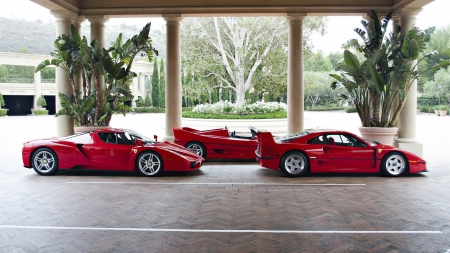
xmin=0 ymin=17 xmax=166 ymax=57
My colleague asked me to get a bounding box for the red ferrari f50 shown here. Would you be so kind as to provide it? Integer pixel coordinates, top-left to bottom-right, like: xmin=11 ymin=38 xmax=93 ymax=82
xmin=22 ymin=129 xmax=204 ymax=176
xmin=256 ymin=129 xmax=427 ymax=177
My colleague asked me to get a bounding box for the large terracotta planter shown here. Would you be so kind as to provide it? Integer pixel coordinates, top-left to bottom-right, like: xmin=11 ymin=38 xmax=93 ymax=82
xmin=439 ymin=110 xmax=447 ymax=116
xmin=358 ymin=127 xmax=398 ymax=146
xmin=74 ymin=125 xmax=112 ymax=133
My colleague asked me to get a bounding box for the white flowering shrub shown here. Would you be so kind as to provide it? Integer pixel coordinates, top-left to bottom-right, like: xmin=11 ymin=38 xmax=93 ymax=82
xmin=192 ymin=100 xmax=287 ymax=114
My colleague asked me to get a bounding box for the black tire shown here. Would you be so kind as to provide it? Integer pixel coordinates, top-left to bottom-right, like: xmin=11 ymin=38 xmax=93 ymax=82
xmin=136 ymin=151 xmax=164 ymax=177
xmin=381 ymin=152 xmax=408 ymax=177
xmin=31 ymin=148 xmax=59 ymax=175
xmin=280 ymin=151 xmax=308 ymax=177
xmin=185 ymin=141 xmax=206 ymax=158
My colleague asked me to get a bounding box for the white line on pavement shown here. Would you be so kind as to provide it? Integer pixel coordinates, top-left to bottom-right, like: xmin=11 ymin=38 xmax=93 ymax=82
xmin=0 ymin=225 xmax=441 ymax=234
xmin=66 ymin=182 xmax=366 ymax=186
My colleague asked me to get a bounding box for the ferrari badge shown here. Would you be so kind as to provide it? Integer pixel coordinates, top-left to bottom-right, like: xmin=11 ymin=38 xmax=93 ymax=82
xmin=377 ymin=149 xmax=382 ymax=153
xmin=133 ymin=149 xmax=137 ymax=154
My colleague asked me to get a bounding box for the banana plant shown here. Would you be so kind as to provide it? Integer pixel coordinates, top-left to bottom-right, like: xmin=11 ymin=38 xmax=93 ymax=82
xmin=36 ymin=22 xmax=158 ymax=127
xmin=331 ymin=10 xmax=450 ymax=127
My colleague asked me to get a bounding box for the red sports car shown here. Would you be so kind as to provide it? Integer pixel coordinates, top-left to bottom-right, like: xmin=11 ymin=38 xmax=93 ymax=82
xmin=256 ymin=129 xmax=427 ymax=177
xmin=173 ymin=126 xmax=259 ymax=159
xmin=22 ymin=128 xmax=204 ymax=176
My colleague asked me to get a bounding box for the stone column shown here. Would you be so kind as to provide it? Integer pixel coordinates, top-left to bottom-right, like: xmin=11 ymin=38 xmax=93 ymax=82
xmin=395 ymin=8 xmax=423 ymax=157
xmin=51 ymin=11 xmax=74 ymax=137
xmin=87 ymin=16 xmax=109 ymax=106
xmin=163 ymin=15 xmax=183 ymax=141
xmin=286 ymin=14 xmax=306 ymax=134
xmin=132 ymin=77 xmax=139 ymax=108
xmin=72 ymin=16 xmax=85 ymax=96
xmin=33 ymin=68 xmax=42 ymax=111
xmin=139 ymin=73 xmax=146 ymax=102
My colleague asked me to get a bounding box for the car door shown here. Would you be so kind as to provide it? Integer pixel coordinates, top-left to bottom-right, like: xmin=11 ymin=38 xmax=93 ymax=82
xmin=323 ymin=134 xmax=375 ymax=171
xmin=304 ymin=135 xmax=336 ymax=172
xmin=206 ymin=136 xmax=257 ymax=159
xmin=85 ymin=132 xmax=133 ymax=171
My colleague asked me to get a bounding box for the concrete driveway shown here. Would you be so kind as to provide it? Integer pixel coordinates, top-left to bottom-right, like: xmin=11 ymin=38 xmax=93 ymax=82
xmin=0 ymin=112 xmax=449 ymax=252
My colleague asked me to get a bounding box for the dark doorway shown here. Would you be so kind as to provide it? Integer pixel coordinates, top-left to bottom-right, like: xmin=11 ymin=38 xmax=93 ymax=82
xmin=3 ymin=95 xmax=34 ymax=116
xmin=44 ymin=95 xmax=56 ymax=115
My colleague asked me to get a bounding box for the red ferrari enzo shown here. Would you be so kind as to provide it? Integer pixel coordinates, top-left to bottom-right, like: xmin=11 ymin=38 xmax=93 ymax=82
xmin=22 ymin=129 xmax=204 ymax=176
xmin=173 ymin=126 xmax=259 ymax=159
xmin=256 ymin=129 xmax=427 ymax=177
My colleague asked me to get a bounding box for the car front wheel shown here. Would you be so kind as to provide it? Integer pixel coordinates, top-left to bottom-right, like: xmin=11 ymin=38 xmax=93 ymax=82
xmin=381 ymin=152 xmax=407 ymax=176
xmin=185 ymin=142 xmax=206 ymax=158
xmin=136 ymin=151 xmax=164 ymax=176
xmin=280 ymin=151 xmax=308 ymax=177
xmin=32 ymin=148 xmax=59 ymax=175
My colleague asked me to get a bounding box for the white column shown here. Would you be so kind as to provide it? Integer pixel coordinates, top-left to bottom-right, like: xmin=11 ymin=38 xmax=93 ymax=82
xmin=51 ymin=11 xmax=74 ymax=137
xmin=132 ymin=77 xmax=139 ymax=108
xmin=395 ymin=8 xmax=423 ymax=157
xmin=72 ymin=16 xmax=85 ymax=95
xmin=163 ymin=15 xmax=183 ymax=141
xmin=139 ymin=73 xmax=146 ymax=102
xmin=87 ymin=16 xmax=109 ymax=103
xmin=33 ymin=68 xmax=42 ymax=112
xmin=286 ymin=14 xmax=306 ymax=134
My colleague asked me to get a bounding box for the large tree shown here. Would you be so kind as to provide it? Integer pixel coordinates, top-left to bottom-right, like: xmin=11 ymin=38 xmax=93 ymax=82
xmin=181 ymin=16 xmax=327 ymax=105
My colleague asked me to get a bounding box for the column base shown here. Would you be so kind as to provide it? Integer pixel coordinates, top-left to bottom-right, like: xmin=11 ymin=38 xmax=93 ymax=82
xmin=163 ymin=135 xmax=175 ymax=142
xmin=394 ymin=138 xmax=423 ymax=158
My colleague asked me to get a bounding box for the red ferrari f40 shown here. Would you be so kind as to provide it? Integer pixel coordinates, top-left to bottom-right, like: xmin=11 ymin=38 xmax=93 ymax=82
xmin=256 ymin=129 xmax=427 ymax=177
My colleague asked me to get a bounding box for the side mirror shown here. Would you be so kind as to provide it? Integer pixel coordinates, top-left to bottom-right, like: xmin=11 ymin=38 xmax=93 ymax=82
xmin=154 ymin=135 xmax=158 ymax=142
xmin=134 ymin=139 xmax=144 ymax=146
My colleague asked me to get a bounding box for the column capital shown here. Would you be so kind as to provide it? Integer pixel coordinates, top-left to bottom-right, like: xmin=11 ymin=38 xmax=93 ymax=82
xmin=163 ymin=14 xmax=183 ymax=24
xmin=286 ymin=13 xmax=306 ymax=23
xmin=396 ymin=8 xmax=422 ymax=18
xmin=86 ymin=15 xmax=109 ymax=25
xmin=72 ymin=16 xmax=86 ymax=26
xmin=51 ymin=10 xmax=76 ymax=21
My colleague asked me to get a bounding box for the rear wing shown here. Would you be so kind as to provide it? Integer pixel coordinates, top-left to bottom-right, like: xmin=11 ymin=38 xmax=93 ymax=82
xmin=256 ymin=131 xmax=277 ymax=157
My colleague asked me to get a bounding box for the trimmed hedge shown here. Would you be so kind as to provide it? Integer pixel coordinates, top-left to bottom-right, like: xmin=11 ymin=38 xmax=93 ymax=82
xmin=133 ymin=107 xmax=193 ymax=113
xmin=345 ymin=107 xmax=357 ymax=113
xmin=182 ymin=110 xmax=287 ymax=119
xmin=34 ymin=110 xmax=49 ymax=115
xmin=0 ymin=109 xmax=8 ymax=116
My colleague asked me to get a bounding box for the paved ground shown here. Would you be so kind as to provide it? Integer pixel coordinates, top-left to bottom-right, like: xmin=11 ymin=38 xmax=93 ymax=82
xmin=0 ymin=111 xmax=449 ymax=253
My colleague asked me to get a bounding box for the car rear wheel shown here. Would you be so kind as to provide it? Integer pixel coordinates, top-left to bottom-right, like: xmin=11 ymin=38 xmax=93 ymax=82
xmin=32 ymin=148 xmax=59 ymax=175
xmin=381 ymin=152 xmax=407 ymax=176
xmin=136 ymin=151 xmax=164 ymax=176
xmin=280 ymin=151 xmax=308 ymax=177
xmin=185 ymin=142 xmax=206 ymax=158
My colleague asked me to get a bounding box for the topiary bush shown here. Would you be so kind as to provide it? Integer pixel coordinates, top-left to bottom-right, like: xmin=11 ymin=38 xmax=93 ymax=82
xmin=345 ymin=107 xmax=357 ymax=113
xmin=37 ymin=95 xmax=47 ymax=108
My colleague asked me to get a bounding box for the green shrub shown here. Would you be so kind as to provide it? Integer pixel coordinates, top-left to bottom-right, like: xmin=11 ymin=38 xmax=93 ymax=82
xmin=440 ymin=104 xmax=449 ymax=111
xmin=0 ymin=92 xmax=5 ymax=108
xmin=34 ymin=110 xmax=49 ymax=115
xmin=182 ymin=110 xmax=287 ymax=119
xmin=135 ymin=96 xmax=145 ymax=107
xmin=134 ymin=107 xmax=165 ymax=113
xmin=0 ymin=109 xmax=8 ymax=116
xmin=37 ymin=95 xmax=47 ymax=108
xmin=345 ymin=107 xmax=357 ymax=113
xmin=182 ymin=107 xmax=193 ymax=112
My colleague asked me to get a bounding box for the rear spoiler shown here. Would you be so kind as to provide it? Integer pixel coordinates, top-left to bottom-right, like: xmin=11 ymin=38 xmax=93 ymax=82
xmin=257 ymin=131 xmax=276 ymax=144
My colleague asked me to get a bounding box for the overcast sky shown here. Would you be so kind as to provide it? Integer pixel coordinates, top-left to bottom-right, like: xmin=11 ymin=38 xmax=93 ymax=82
xmin=1 ymin=0 xmax=449 ymax=55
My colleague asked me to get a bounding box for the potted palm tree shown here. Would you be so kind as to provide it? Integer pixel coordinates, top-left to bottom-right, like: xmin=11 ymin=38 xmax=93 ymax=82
xmin=330 ymin=10 xmax=450 ymax=144
xmin=35 ymin=23 xmax=158 ymax=131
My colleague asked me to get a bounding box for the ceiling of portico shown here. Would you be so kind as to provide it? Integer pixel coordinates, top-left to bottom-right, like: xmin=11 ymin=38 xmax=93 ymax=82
xmin=31 ymin=0 xmax=434 ymax=17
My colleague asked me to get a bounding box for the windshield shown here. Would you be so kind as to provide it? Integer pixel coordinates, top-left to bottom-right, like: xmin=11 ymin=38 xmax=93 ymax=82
xmin=363 ymin=138 xmax=378 ymax=146
xmin=123 ymin=129 xmax=156 ymax=144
